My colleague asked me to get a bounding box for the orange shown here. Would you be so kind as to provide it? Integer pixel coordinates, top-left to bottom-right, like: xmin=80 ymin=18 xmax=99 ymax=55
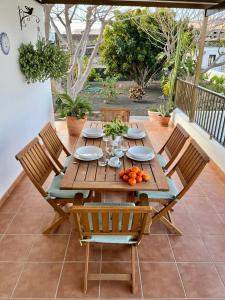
xmin=143 ymin=174 xmax=150 ymax=181
xmin=131 ymin=166 xmax=140 ymax=173
xmin=136 ymin=176 xmax=143 ymax=183
xmin=137 ymin=170 xmax=144 ymax=177
xmin=128 ymin=172 xmax=137 ymax=179
xmin=119 ymin=170 xmax=125 ymax=178
xmin=128 ymin=178 xmax=136 ymax=186
xmin=123 ymin=174 xmax=129 ymax=182
xmin=125 ymin=168 xmax=131 ymax=174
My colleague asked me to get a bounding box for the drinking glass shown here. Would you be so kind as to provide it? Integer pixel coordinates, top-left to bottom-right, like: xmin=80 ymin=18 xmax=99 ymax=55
xmin=120 ymin=137 xmax=129 ymax=154
xmin=98 ymin=154 xmax=108 ymax=167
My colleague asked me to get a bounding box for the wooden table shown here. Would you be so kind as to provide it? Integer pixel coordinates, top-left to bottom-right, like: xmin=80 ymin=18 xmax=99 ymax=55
xmin=60 ymin=121 xmax=168 ymax=198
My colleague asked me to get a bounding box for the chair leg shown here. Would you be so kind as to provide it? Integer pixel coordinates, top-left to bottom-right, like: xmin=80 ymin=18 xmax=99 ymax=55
xmin=152 ymin=206 xmax=182 ymax=235
xmin=84 ymin=243 xmax=90 ymax=294
xmin=131 ymin=245 xmax=136 ymax=294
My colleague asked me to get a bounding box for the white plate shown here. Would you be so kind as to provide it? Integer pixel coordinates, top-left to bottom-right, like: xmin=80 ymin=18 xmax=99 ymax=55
xmin=82 ymin=128 xmax=103 ymax=138
xmin=123 ymin=128 xmax=145 ymax=139
xmin=128 ymin=146 xmax=154 ymax=160
xmin=82 ymin=132 xmax=104 ymax=139
xmin=75 ymin=146 xmax=103 ymax=161
xmin=126 ymin=151 xmax=155 ymax=162
xmin=123 ymin=133 xmax=146 ymax=139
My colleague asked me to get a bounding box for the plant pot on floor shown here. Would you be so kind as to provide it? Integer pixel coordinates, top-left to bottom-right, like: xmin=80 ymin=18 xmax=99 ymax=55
xmin=66 ymin=116 xmax=87 ymax=136
xmin=159 ymin=116 xmax=171 ymax=127
xmin=148 ymin=111 xmax=160 ymax=122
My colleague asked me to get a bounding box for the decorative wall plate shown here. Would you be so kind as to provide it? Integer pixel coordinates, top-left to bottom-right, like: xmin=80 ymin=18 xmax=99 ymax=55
xmin=0 ymin=32 xmax=10 ymax=55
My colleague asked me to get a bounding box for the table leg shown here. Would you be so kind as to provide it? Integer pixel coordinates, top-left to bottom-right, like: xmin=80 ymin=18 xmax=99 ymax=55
xmin=94 ymin=191 xmax=102 ymax=202
xmin=127 ymin=191 xmax=135 ymax=202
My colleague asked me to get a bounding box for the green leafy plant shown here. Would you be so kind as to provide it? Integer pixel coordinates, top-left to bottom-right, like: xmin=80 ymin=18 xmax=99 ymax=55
xmin=55 ymin=93 xmax=92 ymax=119
xmin=18 ymin=39 xmax=69 ymax=83
xmin=208 ymin=75 xmax=225 ymax=94
xmin=103 ymin=119 xmax=128 ymax=140
xmin=158 ymin=101 xmax=174 ymax=117
xmin=129 ymin=86 xmax=145 ymax=101
xmin=100 ymin=77 xmax=118 ymax=102
xmin=100 ymin=9 xmax=164 ymax=87
xmin=148 ymin=107 xmax=159 ymax=112
xmin=88 ymin=68 xmax=101 ymax=82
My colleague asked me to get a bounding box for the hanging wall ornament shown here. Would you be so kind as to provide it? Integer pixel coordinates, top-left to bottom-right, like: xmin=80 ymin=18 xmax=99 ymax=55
xmin=18 ymin=5 xmax=40 ymax=31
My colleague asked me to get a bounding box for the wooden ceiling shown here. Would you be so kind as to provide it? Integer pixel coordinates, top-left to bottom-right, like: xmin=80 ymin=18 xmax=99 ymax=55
xmin=36 ymin=0 xmax=225 ymax=13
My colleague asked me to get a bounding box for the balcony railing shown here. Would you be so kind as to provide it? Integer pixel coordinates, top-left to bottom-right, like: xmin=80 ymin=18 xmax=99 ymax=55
xmin=175 ymin=79 xmax=225 ymax=147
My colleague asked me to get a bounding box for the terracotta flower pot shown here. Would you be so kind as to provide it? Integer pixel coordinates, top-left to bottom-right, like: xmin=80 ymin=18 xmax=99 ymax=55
xmin=66 ymin=116 xmax=87 ymax=136
xmin=159 ymin=116 xmax=171 ymax=127
xmin=148 ymin=111 xmax=160 ymax=122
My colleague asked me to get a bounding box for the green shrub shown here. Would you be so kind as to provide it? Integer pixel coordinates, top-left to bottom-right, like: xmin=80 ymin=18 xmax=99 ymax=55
xmin=55 ymin=93 xmax=92 ymax=119
xmin=18 ymin=39 xmax=69 ymax=83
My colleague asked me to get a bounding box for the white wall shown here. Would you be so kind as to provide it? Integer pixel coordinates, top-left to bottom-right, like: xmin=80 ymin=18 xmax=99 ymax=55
xmin=0 ymin=0 xmax=54 ymax=198
xmin=172 ymin=108 xmax=225 ymax=173
xmin=202 ymin=47 xmax=225 ymax=73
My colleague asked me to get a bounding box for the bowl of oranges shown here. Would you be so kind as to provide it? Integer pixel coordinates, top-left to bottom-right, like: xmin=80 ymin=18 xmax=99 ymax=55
xmin=119 ymin=166 xmax=150 ymax=186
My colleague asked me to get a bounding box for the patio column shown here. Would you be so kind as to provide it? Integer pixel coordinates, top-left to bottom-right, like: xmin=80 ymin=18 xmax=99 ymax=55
xmin=190 ymin=13 xmax=208 ymax=121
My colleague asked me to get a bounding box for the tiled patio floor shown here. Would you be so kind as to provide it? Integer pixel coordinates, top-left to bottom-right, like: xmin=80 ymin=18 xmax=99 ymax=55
xmin=0 ymin=120 xmax=225 ymax=300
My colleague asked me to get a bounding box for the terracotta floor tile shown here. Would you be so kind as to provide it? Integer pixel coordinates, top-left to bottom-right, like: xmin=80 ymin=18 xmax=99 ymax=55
xmin=5 ymin=212 xmax=54 ymax=234
xmin=169 ymin=212 xmax=201 ymax=235
xmin=191 ymin=212 xmax=225 ymax=235
xmin=149 ymin=221 xmax=167 ymax=234
xmin=13 ymin=262 xmax=62 ymax=298
xmin=184 ymin=183 xmax=205 ymax=197
xmin=203 ymin=235 xmax=225 ymax=262
xmin=138 ymin=235 xmax=174 ymax=262
xmin=102 ymin=243 xmax=133 ymax=262
xmin=56 ymin=262 xmax=100 ymax=298
xmin=184 ymin=196 xmax=217 ymax=216
xmin=0 ymin=213 xmax=15 ymax=234
xmin=178 ymin=262 xmax=225 ymax=298
xmin=66 ymin=234 xmax=101 ymax=262
xmin=0 ymin=194 xmax=24 ymax=214
xmin=100 ymin=262 xmax=142 ymax=298
xmin=140 ymin=262 xmax=185 ymax=298
xmin=19 ymin=195 xmax=52 ymax=213
xmin=169 ymin=235 xmax=210 ymax=262
xmin=28 ymin=235 xmax=69 ymax=262
xmin=0 ymin=235 xmax=34 ymax=261
xmin=215 ymin=263 xmax=225 ymax=285
xmin=0 ymin=262 xmax=23 ymax=298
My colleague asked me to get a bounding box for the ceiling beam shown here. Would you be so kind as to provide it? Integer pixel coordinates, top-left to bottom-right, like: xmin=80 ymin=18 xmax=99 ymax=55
xmin=40 ymin=0 xmax=219 ymax=9
xmin=205 ymin=0 xmax=225 ymax=15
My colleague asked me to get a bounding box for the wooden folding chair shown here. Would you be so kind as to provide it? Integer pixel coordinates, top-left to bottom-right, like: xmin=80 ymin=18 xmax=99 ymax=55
xmin=137 ymin=139 xmax=210 ymax=235
xmin=72 ymin=202 xmax=152 ymax=294
xmin=101 ymin=107 xmax=130 ymax=122
xmin=39 ymin=122 xmax=71 ymax=172
xmin=15 ymin=138 xmax=91 ymax=234
xmin=157 ymin=124 xmax=189 ymax=171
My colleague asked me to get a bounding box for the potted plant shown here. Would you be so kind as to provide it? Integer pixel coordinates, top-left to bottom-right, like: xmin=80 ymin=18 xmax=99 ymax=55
xmin=56 ymin=93 xmax=92 ymax=136
xmin=147 ymin=107 xmax=159 ymax=122
xmin=103 ymin=119 xmax=128 ymax=146
xmin=158 ymin=101 xmax=174 ymax=127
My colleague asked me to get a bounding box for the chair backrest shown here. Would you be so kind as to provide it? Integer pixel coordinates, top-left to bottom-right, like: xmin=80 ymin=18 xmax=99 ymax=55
xmin=39 ymin=122 xmax=70 ymax=170
xmin=168 ymin=139 xmax=210 ymax=199
xmin=72 ymin=205 xmax=152 ymax=242
xmin=160 ymin=124 xmax=189 ymax=169
xmin=101 ymin=108 xmax=130 ymax=122
xmin=15 ymin=138 xmax=59 ymax=197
